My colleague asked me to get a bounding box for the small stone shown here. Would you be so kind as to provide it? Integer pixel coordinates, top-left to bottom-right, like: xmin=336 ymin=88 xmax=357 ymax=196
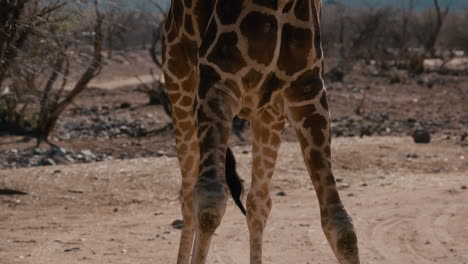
xmin=33 ymin=148 xmax=47 ymax=155
xmin=347 ymin=193 xmax=354 ymax=197
xmin=412 ymin=128 xmax=431 ymax=143
xmin=80 ymin=149 xmax=94 ymax=158
xmin=113 ymin=208 xmax=118 ymax=212
xmin=276 ymin=191 xmax=286 ymax=196
xmin=120 ymin=102 xmax=131 ymax=108
xmin=461 ymin=185 xmax=467 ymax=190
xmin=40 ymin=158 xmax=56 ymax=166
xmin=64 ymin=247 xmax=80 ymax=252
xmin=156 ymin=150 xmax=167 ymax=157
xmin=171 ymin=219 xmax=184 ymax=229
xmin=338 ymin=183 xmax=350 ymax=190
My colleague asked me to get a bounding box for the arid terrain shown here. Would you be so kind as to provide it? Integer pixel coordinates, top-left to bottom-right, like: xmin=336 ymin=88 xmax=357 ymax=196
xmin=1 ymin=137 xmax=467 ymax=264
xmin=1 ymin=51 xmax=468 ymax=264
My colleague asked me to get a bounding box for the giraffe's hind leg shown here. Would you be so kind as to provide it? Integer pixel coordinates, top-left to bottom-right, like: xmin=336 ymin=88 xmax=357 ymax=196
xmin=285 ymin=90 xmax=360 ymax=264
xmin=190 ymin=71 xmax=240 ymax=264
xmin=247 ymin=109 xmax=285 ymax=264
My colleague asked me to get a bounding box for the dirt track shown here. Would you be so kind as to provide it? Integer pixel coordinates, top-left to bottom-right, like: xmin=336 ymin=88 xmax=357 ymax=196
xmin=1 ymin=137 xmax=467 ymax=264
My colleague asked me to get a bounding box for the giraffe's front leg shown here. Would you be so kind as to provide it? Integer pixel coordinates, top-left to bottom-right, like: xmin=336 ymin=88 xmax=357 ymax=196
xmin=286 ymin=91 xmax=360 ymax=264
xmin=247 ymin=110 xmax=285 ymax=264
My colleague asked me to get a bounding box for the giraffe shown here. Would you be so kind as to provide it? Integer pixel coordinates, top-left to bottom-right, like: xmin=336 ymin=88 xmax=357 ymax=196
xmin=162 ymin=0 xmax=360 ymax=263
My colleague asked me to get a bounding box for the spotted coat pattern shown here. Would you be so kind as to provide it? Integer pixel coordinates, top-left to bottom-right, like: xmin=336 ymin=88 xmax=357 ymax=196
xmin=162 ymin=1 xmax=360 ymax=263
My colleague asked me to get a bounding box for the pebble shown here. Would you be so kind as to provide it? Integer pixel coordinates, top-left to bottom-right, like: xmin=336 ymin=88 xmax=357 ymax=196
xmin=171 ymin=219 xmax=184 ymax=229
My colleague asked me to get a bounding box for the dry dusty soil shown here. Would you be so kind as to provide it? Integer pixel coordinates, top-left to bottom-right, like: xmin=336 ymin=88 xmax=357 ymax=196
xmin=1 ymin=137 xmax=467 ymax=264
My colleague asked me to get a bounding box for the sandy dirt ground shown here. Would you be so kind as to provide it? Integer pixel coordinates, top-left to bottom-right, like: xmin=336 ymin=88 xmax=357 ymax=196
xmin=1 ymin=137 xmax=467 ymax=264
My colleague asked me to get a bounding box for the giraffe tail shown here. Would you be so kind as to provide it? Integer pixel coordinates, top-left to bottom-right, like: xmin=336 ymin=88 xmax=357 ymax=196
xmin=225 ymin=147 xmax=247 ymax=215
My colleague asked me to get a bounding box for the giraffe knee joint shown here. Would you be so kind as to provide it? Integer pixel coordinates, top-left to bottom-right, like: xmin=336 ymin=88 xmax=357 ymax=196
xmin=198 ymin=208 xmax=221 ymax=233
xmin=336 ymin=228 xmax=358 ymax=257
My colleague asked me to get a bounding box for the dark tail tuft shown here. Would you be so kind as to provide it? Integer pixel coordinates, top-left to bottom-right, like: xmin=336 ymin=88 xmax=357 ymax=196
xmin=225 ymin=147 xmax=246 ymax=215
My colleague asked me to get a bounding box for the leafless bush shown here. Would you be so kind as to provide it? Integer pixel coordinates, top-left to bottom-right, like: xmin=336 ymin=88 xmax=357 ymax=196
xmin=322 ymin=0 xmax=466 ymax=76
xmin=0 ymin=0 xmax=104 ymax=147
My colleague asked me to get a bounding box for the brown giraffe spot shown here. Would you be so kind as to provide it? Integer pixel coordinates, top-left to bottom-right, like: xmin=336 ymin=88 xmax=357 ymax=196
xmin=179 ymin=96 xmax=193 ymax=107
xmin=303 ymin=113 xmax=327 ymax=146
xmin=168 ymin=43 xmax=192 ymax=78
xmin=184 ymin=14 xmax=194 ymax=35
xmin=311 ymin=1 xmax=323 ymax=60
xmin=263 ymin=159 xmax=275 ymax=170
xmin=167 ymin=92 xmax=182 ymax=104
xmin=173 ymin=106 xmax=189 ymax=120
xmin=198 ymin=65 xmax=221 ymax=99
xmin=326 ymin=188 xmax=341 ymax=204
xmin=278 ymin=24 xmax=312 ymax=75
xmin=282 ymin=0 xmax=293 ymax=13
xmin=242 ymin=69 xmax=263 ymax=91
xmin=194 ymin=0 xmax=215 ymax=35
xmin=240 ymin=12 xmax=278 ymax=66
xmin=182 ymin=34 xmax=198 ymax=65
xmin=178 ymin=120 xmax=192 ymax=130
xmin=294 ymin=0 xmax=310 ymax=21
xmin=270 ymin=133 xmax=281 ymax=146
xmin=309 ymin=149 xmax=324 ymax=170
xmin=271 ymin=121 xmax=284 ymax=131
xmin=181 ymin=71 xmax=197 ymax=93
xmin=183 ymin=155 xmax=194 ymax=170
xmin=263 ymin=147 xmax=277 ymax=159
xmin=254 ymin=167 xmax=265 ymax=179
xmin=285 ymin=67 xmax=323 ymax=102
xmin=261 ymin=130 xmax=270 ymax=145
xmin=182 ymin=180 xmax=191 ymax=190
xmin=324 ymin=145 xmax=331 ymax=157
xmin=184 ymin=125 xmax=196 ymax=141
xmin=311 ymin=172 xmax=321 ymax=183
xmin=216 ymin=0 xmax=244 ymax=25
xmin=253 ymin=0 xmax=277 ymax=10
xmin=258 ymin=73 xmax=285 ymax=108
xmin=296 ymin=129 xmax=309 ymax=149
xmin=172 ymin=0 xmax=184 ymax=29
xmin=325 ymin=173 xmax=336 ymax=186
xmin=247 ymin=193 xmax=257 ymax=212
xmin=266 ymin=198 xmax=272 ymax=209
xmin=320 ymin=91 xmax=329 ymax=110
xmin=261 ymin=110 xmax=275 ymax=124
xmin=177 ymin=143 xmax=188 ymax=155
xmin=199 ymin=19 xmax=217 ymax=57
xmin=207 ymin=32 xmax=247 ymax=74
xmin=190 ymin=141 xmax=198 ymax=151
xmin=256 ymin=185 xmax=268 ymax=199
xmin=164 ymin=9 xmax=173 ymax=32
xmin=290 ymin=104 xmax=316 ymax=123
